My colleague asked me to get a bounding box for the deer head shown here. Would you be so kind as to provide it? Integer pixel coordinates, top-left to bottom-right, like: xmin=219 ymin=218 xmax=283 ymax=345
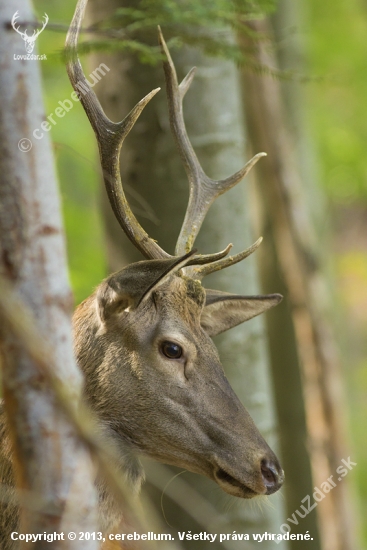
xmin=11 ymin=11 xmax=48 ymax=54
xmin=66 ymin=0 xmax=284 ymax=514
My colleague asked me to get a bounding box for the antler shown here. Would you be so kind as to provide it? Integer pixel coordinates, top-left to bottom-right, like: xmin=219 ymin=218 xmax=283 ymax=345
xmin=65 ymin=0 xmax=169 ymax=260
xmin=33 ymin=13 xmax=49 ymax=40
xmin=11 ymin=11 xmax=48 ymax=40
xmin=158 ymin=29 xmax=265 ymax=276
xmin=65 ymin=0 xmax=265 ymax=275
xmin=11 ymin=11 xmax=27 ymax=39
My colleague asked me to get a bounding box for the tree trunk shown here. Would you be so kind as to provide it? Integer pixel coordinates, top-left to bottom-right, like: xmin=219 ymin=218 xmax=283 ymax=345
xmin=0 ymin=1 xmax=98 ymax=547
xmin=88 ymin=1 xmax=288 ymax=548
xmin=241 ymin=16 xmax=355 ymax=550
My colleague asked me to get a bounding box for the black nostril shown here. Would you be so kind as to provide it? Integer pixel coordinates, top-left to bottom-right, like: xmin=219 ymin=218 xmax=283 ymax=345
xmin=261 ymin=459 xmax=283 ymax=494
xmin=261 ymin=459 xmax=277 ymax=484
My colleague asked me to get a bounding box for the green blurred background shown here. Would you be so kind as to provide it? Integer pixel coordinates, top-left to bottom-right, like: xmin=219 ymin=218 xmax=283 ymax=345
xmin=32 ymin=0 xmax=367 ymax=545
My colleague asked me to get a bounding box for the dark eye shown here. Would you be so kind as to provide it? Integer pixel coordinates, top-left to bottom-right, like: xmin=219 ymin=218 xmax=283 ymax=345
xmin=161 ymin=341 xmax=183 ymax=359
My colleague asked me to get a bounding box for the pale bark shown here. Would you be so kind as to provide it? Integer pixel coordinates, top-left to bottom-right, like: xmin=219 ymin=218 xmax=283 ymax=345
xmin=0 ymin=1 xmax=99 ymax=547
xmin=241 ymin=16 xmax=355 ymax=550
xmin=88 ymin=1 xmax=288 ymax=547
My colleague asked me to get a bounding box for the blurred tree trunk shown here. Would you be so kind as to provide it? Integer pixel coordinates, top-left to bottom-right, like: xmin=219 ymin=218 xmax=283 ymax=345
xmin=241 ymin=12 xmax=355 ymax=550
xmin=88 ymin=0 xmax=288 ymax=547
xmin=0 ymin=0 xmax=98 ymax=546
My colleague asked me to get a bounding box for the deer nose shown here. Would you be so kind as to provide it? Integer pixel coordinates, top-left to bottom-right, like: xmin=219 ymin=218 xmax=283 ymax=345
xmin=260 ymin=458 xmax=284 ymax=494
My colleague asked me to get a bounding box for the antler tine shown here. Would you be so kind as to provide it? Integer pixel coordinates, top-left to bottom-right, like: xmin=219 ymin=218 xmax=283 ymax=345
xmin=65 ymin=0 xmax=169 ymax=260
xmin=185 ymin=243 xmax=233 ymax=267
xmin=12 ymin=11 xmax=25 ymax=37
xmin=34 ymin=13 xmax=49 ymax=39
xmin=192 ymin=237 xmax=263 ymax=280
xmin=158 ymin=28 xmax=266 ymax=259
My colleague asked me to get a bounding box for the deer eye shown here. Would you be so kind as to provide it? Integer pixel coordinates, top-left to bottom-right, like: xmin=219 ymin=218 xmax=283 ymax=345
xmin=161 ymin=341 xmax=183 ymax=359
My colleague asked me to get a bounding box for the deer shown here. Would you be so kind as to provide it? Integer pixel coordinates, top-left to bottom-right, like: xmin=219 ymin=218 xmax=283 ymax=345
xmin=11 ymin=10 xmax=48 ymax=54
xmin=0 ymin=0 xmax=284 ymax=544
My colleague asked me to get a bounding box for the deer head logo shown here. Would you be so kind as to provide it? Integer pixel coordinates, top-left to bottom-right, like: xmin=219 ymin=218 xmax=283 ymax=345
xmin=11 ymin=11 xmax=48 ymax=54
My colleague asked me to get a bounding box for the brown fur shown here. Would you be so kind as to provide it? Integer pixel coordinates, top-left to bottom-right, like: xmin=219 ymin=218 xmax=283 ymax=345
xmin=0 ymin=259 xmax=283 ymax=546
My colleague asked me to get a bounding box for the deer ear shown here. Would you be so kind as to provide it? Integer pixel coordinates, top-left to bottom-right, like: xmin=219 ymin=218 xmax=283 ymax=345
xmin=97 ymin=280 xmax=132 ymax=324
xmin=201 ymin=289 xmax=282 ymax=337
xmin=97 ymin=251 xmax=196 ymax=324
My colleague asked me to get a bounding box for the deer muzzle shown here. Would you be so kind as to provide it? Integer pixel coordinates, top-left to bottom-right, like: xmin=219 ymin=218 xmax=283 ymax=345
xmin=213 ymin=453 xmax=284 ymax=498
xmin=195 ymin=381 xmax=284 ymax=498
